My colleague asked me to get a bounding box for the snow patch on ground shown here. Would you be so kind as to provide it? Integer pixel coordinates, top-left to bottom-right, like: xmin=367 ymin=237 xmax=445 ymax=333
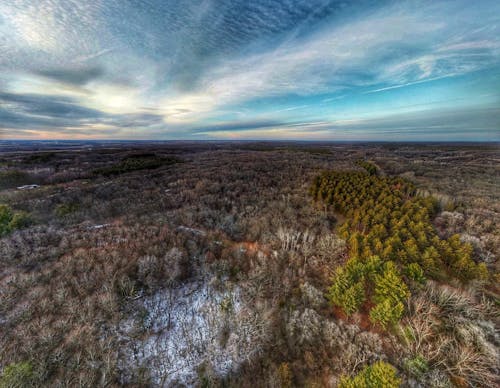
xmin=119 ymin=280 xmax=267 ymax=386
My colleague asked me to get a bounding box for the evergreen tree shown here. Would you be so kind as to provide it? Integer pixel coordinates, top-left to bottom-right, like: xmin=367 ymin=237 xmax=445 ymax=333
xmin=339 ymin=361 xmax=401 ymax=388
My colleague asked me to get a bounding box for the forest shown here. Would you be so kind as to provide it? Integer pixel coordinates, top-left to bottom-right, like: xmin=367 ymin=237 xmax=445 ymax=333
xmin=311 ymin=168 xmax=488 ymax=324
xmin=0 ymin=142 xmax=498 ymax=387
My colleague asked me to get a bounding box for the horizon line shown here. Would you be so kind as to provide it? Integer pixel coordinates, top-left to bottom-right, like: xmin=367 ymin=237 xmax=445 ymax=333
xmin=1 ymin=139 xmax=499 ymax=144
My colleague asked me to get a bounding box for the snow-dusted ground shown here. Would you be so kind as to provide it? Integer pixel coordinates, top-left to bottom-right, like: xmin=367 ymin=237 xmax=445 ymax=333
xmin=118 ymin=280 xmax=268 ymax=386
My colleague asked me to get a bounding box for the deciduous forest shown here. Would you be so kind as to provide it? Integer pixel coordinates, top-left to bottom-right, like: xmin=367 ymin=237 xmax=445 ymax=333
xmin=0 ymin=142 xmax=498 ymax=387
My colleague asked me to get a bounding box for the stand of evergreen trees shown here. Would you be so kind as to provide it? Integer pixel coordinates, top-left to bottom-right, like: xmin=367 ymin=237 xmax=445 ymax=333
xmin=310 ymin=170 xmax=488 ymax=329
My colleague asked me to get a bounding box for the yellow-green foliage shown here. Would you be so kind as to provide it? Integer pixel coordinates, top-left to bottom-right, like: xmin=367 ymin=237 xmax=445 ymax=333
xmin=356 ymin=160 xmax=378 ymax=175
xmin=404 ymin=262 xmax=426 ymax=284
xmin=403 ymin=355 xmax=429 ymax=379
xmin=369 ymin=298 xmax=405 ymax=330
xmin=327 ymin=257 xmax=408 ymax=327
xmin=0 ymin=204 xmax=31 ymax=237
xmin=373 ymin=262 xmax=409 ymax=305
xmin=327 ymin=258 xmax=366 ymax=315
xmin=312 ymin=171 xmax=487 ymax=324
xmin=370 ymin=262 xmax=409 ymax=328
xmin=339 ymin=361 xmax=401 ymax=388
xmin=0 ymin=361 xmax=34 ymax=388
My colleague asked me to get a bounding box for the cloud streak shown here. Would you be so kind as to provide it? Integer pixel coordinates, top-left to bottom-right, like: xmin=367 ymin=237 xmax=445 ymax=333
xmin=0 ymin=0 xmax=499 ymax=140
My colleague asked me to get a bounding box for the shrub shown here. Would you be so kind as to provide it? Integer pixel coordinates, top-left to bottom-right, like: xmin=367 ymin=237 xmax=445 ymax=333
xmin=327 ymin=258 xmax=366 ymax=315
xmin=403 ymin=284 xmax=498 ymax=387
xmin=373 ymin=262 xmax=409 ymax=306
xmin=0 ymin=204 xmax=13 ymax=236
xmin=0 ymin=204 xmax=31 ymax=237
xmin=442 ymin=235 xmax=489 ymax=281
xmin=8 ymin=212 xmax=31 ymax=230
xmin=339 ymin=361 xmax=401 ymax=388
xmin=404 ymin=355 xmax=429 ymax=379
xmin=404 ymin=263 xmax=426 ymax=284
xmin=368 ymin=262 xmax=409 ymax=328
xmin=0 ymin=361 xmax=34 ymax=388
xmin=54 ymin=202 xmax=80 ymax=218
xmin=369 ymin=299 xmax=405 ymax=330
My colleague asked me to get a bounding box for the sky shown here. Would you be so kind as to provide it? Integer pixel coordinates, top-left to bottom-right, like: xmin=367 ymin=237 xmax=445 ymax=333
xmin=0 ymin=0 xmax=499 ymax=141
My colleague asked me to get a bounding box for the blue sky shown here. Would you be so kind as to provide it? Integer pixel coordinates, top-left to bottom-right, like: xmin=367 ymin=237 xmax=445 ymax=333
xmin=0 ymin=0 xmax=499 ymax=140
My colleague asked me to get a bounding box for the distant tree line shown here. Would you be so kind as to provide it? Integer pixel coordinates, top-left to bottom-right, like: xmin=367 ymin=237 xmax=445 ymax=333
xmin=92 ymin=154 xmax=181 ymax=177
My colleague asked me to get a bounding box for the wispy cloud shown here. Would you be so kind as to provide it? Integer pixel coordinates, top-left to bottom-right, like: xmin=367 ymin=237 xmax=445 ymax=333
xmin=0 ymin=0 xmax=499 ymax=139
xmin=159 ymin=0 xmax=500 ymax=117
xmin=196 ymin=107 xmax=500 ymax=141
xmin=364 ymin=75 xmax=458 ymax=94
xmin=36 ymin=66 xmax=104 ymax=86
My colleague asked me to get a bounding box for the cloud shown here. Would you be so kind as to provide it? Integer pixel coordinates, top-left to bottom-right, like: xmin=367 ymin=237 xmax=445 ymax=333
xmin=193 ymin=120 xmax=286 ymax=134
xmin=0 ymin=92 xmax=105 ymax=125
xmin=0 ymin=91 xmax=164 ymax=135
xmin=193 ymin=106 xmax=500 ymax=141
xmin=364 ymin=75 xmax=456 ymax=94
xmin=158 ymin=0 xmax=500 ymax=117
xmin=36 ymin=66 xmax=104 ymax=86
xmin=0 ymin=0 xmax=499 ymax=139
xmin=74 ymin=48 xmax=115 ymax=63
